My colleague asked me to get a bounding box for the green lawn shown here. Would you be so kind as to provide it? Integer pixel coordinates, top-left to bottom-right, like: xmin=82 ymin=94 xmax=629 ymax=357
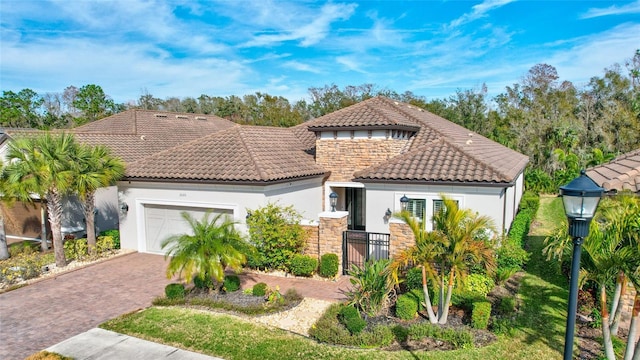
xmin=101 ymin=198 xmax=573 ymax=359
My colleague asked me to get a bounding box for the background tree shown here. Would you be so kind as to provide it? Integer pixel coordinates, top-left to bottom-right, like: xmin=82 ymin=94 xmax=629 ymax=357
xmin=161 ymin=212 xmax=249 ymax=289
xmin=74 ymin=144 xmax=125 ymax=253
xmin=0 ymin=89 xmax=44 ymax=128
xmin=72 ymin=84 xmax=116 ymax=125
xmin=2 ymin=133 xmax=79 ymax=267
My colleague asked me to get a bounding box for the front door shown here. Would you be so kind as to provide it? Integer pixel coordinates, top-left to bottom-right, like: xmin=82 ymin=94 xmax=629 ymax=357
xmin=346 ymin=188 xmax=365 ymax=231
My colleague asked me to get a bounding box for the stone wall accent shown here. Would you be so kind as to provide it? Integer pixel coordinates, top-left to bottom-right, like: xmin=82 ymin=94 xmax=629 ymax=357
xmin=319 ymin=212 xmax=348 ymax=274
xmin=302 ymin=224 xmax=320 ymax=259
xmin=389 ymin=221 xmax=415 ymax=259
xmin=316 ymin=138 xmax=407 ymax=182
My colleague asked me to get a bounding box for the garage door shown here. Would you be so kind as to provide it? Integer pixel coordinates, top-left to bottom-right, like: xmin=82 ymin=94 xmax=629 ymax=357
xmin=144 ymin=204 xmax=232 ymax=254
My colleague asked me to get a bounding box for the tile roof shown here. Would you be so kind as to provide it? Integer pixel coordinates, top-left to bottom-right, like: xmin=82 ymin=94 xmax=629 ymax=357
xmin=586 ymin=149 xmax=640 ymax=192
xmin=303 ymin=96 xmax=529 ymax=184
xmin=124 ymin=125 xmax=327 ymax=183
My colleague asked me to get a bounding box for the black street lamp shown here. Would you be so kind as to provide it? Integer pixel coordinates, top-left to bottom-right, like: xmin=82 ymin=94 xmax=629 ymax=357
xmin=329 ymin=192 xmax=338 ymax=212
xmin=560 ymin=170 xmax=603 ymax=360
xmin=400 ymin=194 xmax=409 ymax=212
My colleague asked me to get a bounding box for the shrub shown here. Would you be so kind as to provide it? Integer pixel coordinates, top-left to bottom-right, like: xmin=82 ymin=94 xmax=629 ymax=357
xmin=338 ymin=305 xmax=366 ymax=335
xmin=193 ymin=274 xmax=214 ymax=290
xmin=319 ymin=253 xmax=339 ymax=278
xmin=165 ymin=283 xmax=185 ymax=299
xmin=99 ymin=229 xmax=120 ymax=249
xmin=405 ymin=266 xmax=423 ymax=290
xmin=407 ymin=288 xmax=425 ymax=311
xmin=395 ymin=293 xmax=418 ymax=320
xmin=346 ymin=259 xmax=394 ymax=317
xmin=246 ymin=203 xmax=307 ymax=270
xmin=497 ymin=244 xmax=530 ymax=271
xmin=392 ymin=325 xmax=409 ymax=342
xmin=472 ymin=301 xmax=492 ymax=329
xmin=495 ymin=266 xmax=518 ymax=285
xmin=519 ymin=191 xmax=540 ymax=214
xmin=96 ymin=235 xmax=115 ymax=254
xmin=252 ymin=282 xmax=268 ymax=297
xmin=463 ymin=273 xmax=495 ymax=297
xmin=64 ymin=238 xmax=89 ymax=261
xmin=497 ymin=296 xmax=516 ymax=314
xmin=24 ymin=351 xmax=72 ymax=360
xmin=223 ymin=275 xmax=241 ymax=292
xmin=288 ymin=254 xmax=318 ymax=277
xmin=407 ymin=323 xmax=474 ymax=349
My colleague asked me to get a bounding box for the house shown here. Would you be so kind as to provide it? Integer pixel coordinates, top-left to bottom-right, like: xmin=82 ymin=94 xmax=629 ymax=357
xmin=1 ymin=96 xmax=529 ymax=272
xmin=586 ymin=148 xmax=640 ymax=194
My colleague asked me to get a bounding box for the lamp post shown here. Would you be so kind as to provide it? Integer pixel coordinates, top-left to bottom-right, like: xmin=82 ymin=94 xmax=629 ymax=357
xmin=329 ymin=192 xmax=338 ymax=212
xmin=560 ymin=170 xmax=603 ymax=360
xmin=400 ymin=194 xmax=409 ymax=212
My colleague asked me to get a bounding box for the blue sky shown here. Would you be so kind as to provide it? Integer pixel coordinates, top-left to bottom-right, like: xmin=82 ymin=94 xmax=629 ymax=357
xmin=1 ymin=0 xmax=639 ymax=105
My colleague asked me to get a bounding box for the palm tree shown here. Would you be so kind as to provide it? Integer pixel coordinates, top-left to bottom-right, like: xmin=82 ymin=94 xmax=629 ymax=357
xmin=389 ymin=211 xmax=445 ymax=323
xmin=2 ymin=133 xmax=79 ymax=267
xmin=432 ymin=196 xmax=496 ymax=324
xmin=74 ymin=144 xmax=124 ymax=253
xmin=161 ymin=212 xmax=249 ymax=289
xmin=0 ymin=161 xmax=10 ymax=260
xmin=391 ymin=195 xmax=496 ymax=325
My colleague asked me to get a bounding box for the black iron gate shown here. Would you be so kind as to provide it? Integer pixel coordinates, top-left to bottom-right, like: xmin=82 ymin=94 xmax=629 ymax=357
xmin=342 ymin=230 xmax=390 ymax=275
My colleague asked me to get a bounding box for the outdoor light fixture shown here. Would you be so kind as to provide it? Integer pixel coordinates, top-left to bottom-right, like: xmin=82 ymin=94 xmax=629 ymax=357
xmin=329 ymin=192 xmax=338 ymax=212
xmin=384 ymin=208 xmax=392 ymax=224
xmin=400 ymin=194 xmax=409 ymax=212
xmin=560 ymin=170 xmax=603 ymax=360
xmin=120 ymin=202 xmax=129 ymax=214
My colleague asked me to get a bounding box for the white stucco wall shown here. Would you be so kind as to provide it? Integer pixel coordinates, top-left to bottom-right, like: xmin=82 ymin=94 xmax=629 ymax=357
xmin=117 ymin=177 xmax=323 ymax=253
xmin=363 ymin=183 xmax=517 ymax=236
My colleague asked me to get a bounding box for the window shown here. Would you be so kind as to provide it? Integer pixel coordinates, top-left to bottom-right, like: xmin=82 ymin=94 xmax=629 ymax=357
xmin=433 ymin=199 xmax=459 ymax=225
xmin=406 ymin=199 xmax=426 ymax=220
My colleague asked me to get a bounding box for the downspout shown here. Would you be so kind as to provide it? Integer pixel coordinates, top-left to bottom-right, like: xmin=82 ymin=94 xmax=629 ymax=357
xmin=501 ymin=188 xmax=507 ymax=238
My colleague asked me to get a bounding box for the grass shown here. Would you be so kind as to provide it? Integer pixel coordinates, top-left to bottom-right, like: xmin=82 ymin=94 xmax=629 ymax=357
xmin=100 ymin=198 xmax=572 ymax=359
xmin=531 ymin=196 xmax=565 ymax=237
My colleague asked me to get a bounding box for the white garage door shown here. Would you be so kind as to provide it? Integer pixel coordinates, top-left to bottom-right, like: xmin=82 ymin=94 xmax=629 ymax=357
xmin=144 ymin=204 xmax=232 ymax=254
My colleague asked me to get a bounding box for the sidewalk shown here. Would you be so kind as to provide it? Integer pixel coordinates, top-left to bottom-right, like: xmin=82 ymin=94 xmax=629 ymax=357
xmin=46 ymin=328 xmax=223 ymax=360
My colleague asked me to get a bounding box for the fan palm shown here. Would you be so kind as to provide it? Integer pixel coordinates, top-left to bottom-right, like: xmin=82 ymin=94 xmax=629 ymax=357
xmin=2 ymin=133 xmax=79 ymax=267
xmin=74 ymin=144 xmax=124 ymax=253
xmin=161 ymin=212 xmax=249 ymax=289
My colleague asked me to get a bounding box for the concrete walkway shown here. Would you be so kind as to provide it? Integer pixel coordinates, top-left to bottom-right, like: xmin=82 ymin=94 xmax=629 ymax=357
xmin=0 ymin=252 xmax=350 ymax=360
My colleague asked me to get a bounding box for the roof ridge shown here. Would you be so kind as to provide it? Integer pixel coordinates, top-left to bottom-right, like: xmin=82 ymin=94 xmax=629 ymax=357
xmin=236 ymin=126 xmax=270 ymax=180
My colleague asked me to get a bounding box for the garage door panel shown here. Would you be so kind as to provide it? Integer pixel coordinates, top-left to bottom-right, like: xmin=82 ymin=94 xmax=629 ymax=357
xmin=144 ymin=205 xmax=214 ymax=254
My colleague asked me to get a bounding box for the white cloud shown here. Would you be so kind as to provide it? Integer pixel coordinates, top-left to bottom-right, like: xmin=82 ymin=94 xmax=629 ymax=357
xmin=283 ymin=61 xmax=323 ymax=74
xmin=447 ymin=0 xmax=515 ymax=29
xmin=581 ymin=0 xmax=640 ymax=19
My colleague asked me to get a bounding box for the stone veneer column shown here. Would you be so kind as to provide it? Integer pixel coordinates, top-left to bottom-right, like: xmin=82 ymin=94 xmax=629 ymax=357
xmin=389 ymin=220 xmax=416 ymax=259
xmin=301 ymin=224 xmax=320 ymax=259
xmin=318 ymin=211 xmax=349 ymax=275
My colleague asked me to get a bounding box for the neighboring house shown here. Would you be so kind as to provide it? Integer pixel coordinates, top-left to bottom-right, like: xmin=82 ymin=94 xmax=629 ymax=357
xmin=1 ymin=97 xmax=529 ymax=271
xmin=586 ymin=148 xmax=640 ymax=194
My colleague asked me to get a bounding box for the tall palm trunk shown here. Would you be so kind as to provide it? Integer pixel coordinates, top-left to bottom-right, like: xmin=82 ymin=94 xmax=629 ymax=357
xmin=624 ymin=293 xmax=639 ymax=360
xmin=439 ymin=271 xmax=455 ymax=324
xmin=610 ymin=273 xmax=627 ymax=336
xmin=0 ymin=215 xmax=9 ymax=260
xmin=40 ymin=203 xmax=48 ymax=251
xmin=601 ymin=284 xmax=616 ymax=360
xmin=421 ymin=266 xmax=438 ymax=323
xmin=47 ymin=191 xmax=67 ymax=267
xmin=82 ymin=192 xmax=96 ymax=254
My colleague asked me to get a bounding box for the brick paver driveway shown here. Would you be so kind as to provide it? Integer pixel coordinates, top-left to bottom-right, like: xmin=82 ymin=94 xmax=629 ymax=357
xmin=0 ymin=252 xmax=173 ymax=360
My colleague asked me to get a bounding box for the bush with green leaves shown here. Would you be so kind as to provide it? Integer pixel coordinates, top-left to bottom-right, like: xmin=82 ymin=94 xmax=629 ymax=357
xmin=346 ymin=259 xmax=394 ymax=317
xmin=223 ymin=274 xmax=241 ymax=292
xmin=471 ymin=301 xmax=492 ymax=329
xmin=338 ymin=305 xmax=367 ymax=334
xmin=0 ymin=249 xmax=54 ymax=285
xmin=64 ymin=238 xmax=89 ymax=261
xmin=246 ymin=203 xmax=307 ymax=270
xmin=497 ymin=296 xmax=516 ymax=314
xmin=99 ymin=229 xmax=120 ymax=249
xmin=395 ymin=293 xmax=418 ymax=320
xmin=462 ymin=273 xmax=495 ymax=297
xmin=405 ymin=266 xmax=423 ymax=290
xmin=319 ymin=253 xmax=339 ymax=278
xmin=252 ymin=282 xmax=268 ymax=297
xmin=165 ymin=283 xmax=185 ymax=299
xmin=407 ymin=323 xmax=474 ymax=349
xmin=497 ymin=244 xmax=530 ymax=270
xmin=193 ymin=274 xmax=214 ymax=290
xmin=310 ymin=303 xmax=394 ymax=347
xmin=288 ymin=254 xmax=317 ymax=277
xmin=519 ymin=191 xmax=540 ymax=214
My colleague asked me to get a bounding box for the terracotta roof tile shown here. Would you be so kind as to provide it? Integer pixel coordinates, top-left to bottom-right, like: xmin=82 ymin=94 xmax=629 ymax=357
xmin=125 ymin=126 xmax=327 ymax=183
xmin=587 ymin=149 xmax=640 ymax=192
